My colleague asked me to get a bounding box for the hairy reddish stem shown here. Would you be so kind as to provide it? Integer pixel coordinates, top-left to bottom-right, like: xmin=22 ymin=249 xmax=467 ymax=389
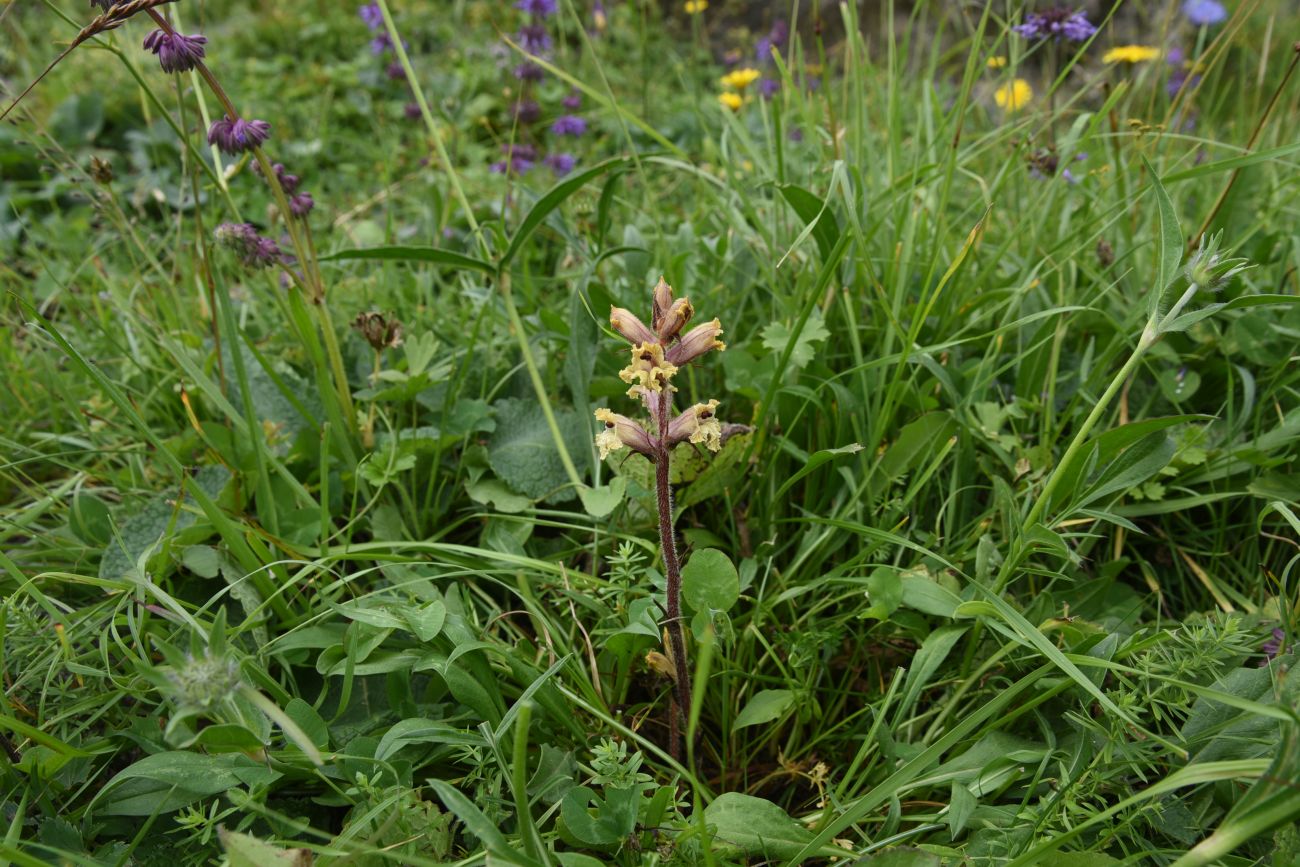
xmin=654 ymin=392 xmax=691 ymax=762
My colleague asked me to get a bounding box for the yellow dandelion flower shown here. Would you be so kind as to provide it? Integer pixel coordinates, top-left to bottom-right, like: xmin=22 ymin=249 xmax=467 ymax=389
xmin=1103 ymin=45 xmax=1161 ymax=64
xmin=684 ymin=0 xmax=707 ymax=13
xmin=720 ymin=68 xmax=761 ymax=90
xmin=994 ymin=78 xmax=1033 ymax=112
xmin=718 ymin=91 xmax=743 ymax=111
xmin=987 ymin=55 xmax=1008 ymax=69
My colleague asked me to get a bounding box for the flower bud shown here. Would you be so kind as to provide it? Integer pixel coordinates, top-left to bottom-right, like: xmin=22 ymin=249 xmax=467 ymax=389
xmin=619 ymin=342 xmax=678 ymax=396
xmin=609 ymin=307 xmax=656 ymax=345
xmin=666 ymin=400 xmax=723 ymax=451
xmin=656 ymin=297 xmax=694 ymax=342
xmin=664 ymin=318 xmax=725 ymax=366
xmin=651 ymin=276 xmax=674 ymax=332
xmin=594 ymin=408 xmax=654 ymax=459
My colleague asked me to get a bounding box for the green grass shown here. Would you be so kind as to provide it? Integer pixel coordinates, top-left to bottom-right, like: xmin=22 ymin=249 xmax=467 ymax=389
xmin=2 ymin=0 xmax=1300 ymax=864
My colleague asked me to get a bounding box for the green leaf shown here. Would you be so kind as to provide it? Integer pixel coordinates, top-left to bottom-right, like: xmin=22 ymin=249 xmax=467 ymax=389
xmin=705 ymin=793 xmax=815 ymax=860
xmin=283 ymin=698 xmax=329 ymax=750
xmin=500 ymin=155 xmax=635 ymax=267
xmin=93 ymin=751 xmax=280 ymax=816
xmin=319 ymin=245 xmax=494 ymax=274
xmin=577 ymin=478 xmax=627 ymax=518
xmin=863 ymin=566 xmax=903 ymax=620
xmin=851 ymin=848 xmax=941 ymax=867
xmin=778 ymin=184 xmax=840 ymax=263
xmin=773 ymin=442 xmax=864 ymax=502
xmin=878 ymin=412 xmax=957 ymax=487
xmin=761 ymin=307 xmax=829 ymax=369
xmin=947 ymin=781 xmax=977 ymax=838
xmin=1143 ymin=156 xmax=1184 ymax=313
xmin=733 ymin=689 xmax=795 ymax=730
xmin=681 ymin=548 xmax=740 ymax=612
xmin=403 ymin=600 xmax=447 ymax=642
xmin=218 ymin=828 xmax=312 ymax=867
xmin=487 ymin=397 xmax=583 ymax=502
xmin=466 ymin=477 xmax=532 ymax=513
xmin=100 ymin=465 xmax=231 ymax=581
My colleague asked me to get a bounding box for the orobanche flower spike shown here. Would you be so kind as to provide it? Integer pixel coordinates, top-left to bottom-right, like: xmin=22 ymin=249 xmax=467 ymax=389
xmin=593 ymin=276 xmax=726 ymax=763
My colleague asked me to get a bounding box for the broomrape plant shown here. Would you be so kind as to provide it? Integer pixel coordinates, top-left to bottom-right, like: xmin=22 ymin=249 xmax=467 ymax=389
xmin=594 ymin=277 xmax=725 ymax=760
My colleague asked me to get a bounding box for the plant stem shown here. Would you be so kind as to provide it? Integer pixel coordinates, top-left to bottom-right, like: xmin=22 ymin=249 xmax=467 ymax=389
xmin=654 ymin=393 xmax=691 ymax=762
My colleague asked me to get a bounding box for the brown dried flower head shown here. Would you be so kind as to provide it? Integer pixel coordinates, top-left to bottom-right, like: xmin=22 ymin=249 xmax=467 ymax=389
xmin=352 ymin=311 xmax=403 ymax=352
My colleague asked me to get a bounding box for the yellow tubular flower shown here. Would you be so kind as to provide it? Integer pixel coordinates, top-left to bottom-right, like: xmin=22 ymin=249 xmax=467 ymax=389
xmin=1103 ymin=45 xmax=1161 ymax=64
xmin=720 ymin=68 xmax=761 ymax=90
xmin=619 ymin=342 xmax=678 ymax=396
xmin=718 ymin=92 xmax=743 ymax=112
xmin=994 ymin=78 xmax=1033 ymax=112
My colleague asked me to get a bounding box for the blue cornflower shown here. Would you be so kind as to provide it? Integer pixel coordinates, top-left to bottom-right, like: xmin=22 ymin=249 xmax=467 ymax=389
xmin=1183 ymin=0 xmax=1227 ymax=25
xmin=550 ymin=114 xmax=587 ymax=136
xmin=1014 ymin=7 xmax=1097 ymax=42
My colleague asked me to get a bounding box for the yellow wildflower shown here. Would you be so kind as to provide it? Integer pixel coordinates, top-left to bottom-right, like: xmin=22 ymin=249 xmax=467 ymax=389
xmin=987 ymin=55 xmax=1008 ymax=69
xmin=684 ymin=0 xmax=707 ymax=13
xmin=718 ymin=91 xmax=743 ymax=112
xmin=720 ymin=68 xmax=761 ymax=91
xmin=1103 ymin=45 xmax=1161 ymax=64
xmin=994 ymin=78 xmax=1033 ymax=112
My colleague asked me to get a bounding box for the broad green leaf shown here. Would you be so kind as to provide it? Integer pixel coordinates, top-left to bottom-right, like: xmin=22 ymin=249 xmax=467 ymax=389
xmin=681 ymin=548 xmax=740 ymax=612
xmin=878 ymin=412 xmax=957 ymax=487
xmin=947 ymin=781 xmax=976 ymax=838
xmin=852 ymin=849 xmax=941 ymax=867
xmin=100 ymin=465 xmax=231 ymax=581
xmin=218 ymin=828 xmax=312 ymax=867
xmin=761 ymin=307 xmax=830 ymax=369
xmin=1142 ymin=156 xmax=1184 ymax=313
xmin=705 ymin=793 xmax=815 ymax=861
xmin=733 ymin=689 xmax=794 ymax=730
xmin=577 ymin=478 xmax=626 ymax=518
xmin=283 ymin=698 xmax=329 ymax=750
xmin=863 ymin=566 xmax=903 ymax=620
xmin=94 ymin=751 xmax=280 ymax=816
xmin=778 ymin=183 xmax=840 ymax=263
xmin=487 ymin=397 xmax=584 ymax=502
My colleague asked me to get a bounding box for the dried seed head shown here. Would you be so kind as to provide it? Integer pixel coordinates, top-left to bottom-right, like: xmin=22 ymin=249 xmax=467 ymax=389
xmin=352 ymin=311 xmax=403 ymax=351
xmin=89 ymin=155 xmax=114 ymax=184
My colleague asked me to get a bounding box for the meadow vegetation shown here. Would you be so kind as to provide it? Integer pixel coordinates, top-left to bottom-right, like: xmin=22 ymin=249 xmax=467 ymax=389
xmin=2 ymin=0 xmax=1299 ymax=864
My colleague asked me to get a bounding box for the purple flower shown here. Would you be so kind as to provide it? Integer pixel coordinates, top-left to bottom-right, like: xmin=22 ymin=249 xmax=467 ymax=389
xmin=514 ymin=62 xmax=545 ymax=82
xmin=214 ymin=222 xmax=281 ymax=268
xmin=386 ymin=61 xmax=405 ymax=80
xmin=514 ymin=99 xmax=541 ymax=123
xmin=563 ymin=91 xmax=582 ymax=110
xmin=1183 ymin=0 xmax=1227 ymax=25
xmin=142 ymin=29 xmax=207 ymax=74
xmin=254 ymin=161 xmax=301 ymax=194
xmin=289 ymin=193 xmax=315 ymax=217
xmin=1014 ymin=8 xmax=1097 ymax=42
xmin=371 ymin=33 xmax=393 ymax=55
xmin=756 ymin=19 xmax=788 ymax=63
xmin=1260 ymin=627 xmax=1286 ymax=665
xmin=207 ymin=117 xmax=271 ymax=154
xmin=545 ymin=152 xmax=576 ymax=176
xmin=359 ymin=2 xmax=383 ymax=30
xmin=759 ymin=77 xmax=780 ymax=99
xmin=492 ymin=143 xmax=537 ymax=175
xmin=515 ymin=0 xmax=558 ymax=16
xmin=404 ymin=102 xmax=421 ymax=119
xmin=550 ymin=114 xmax=587 ymax=136
xmin=518 ymin=24 xmax=552 ymax=54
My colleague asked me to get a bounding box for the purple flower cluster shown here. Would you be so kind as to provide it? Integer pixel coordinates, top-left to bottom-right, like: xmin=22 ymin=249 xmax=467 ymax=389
xmin=1165 ymin=47 xmax=1201 ymax=98
xmin=1260 ymin=627 xmax=1287 ymax=666
xmin=359 ymin=2 xmax=406 ymax=56
xmin=755 ymin=19 xmax=788 ymax=64
xmin=142 ymin=29 xmax=207 ymax=74
xmin=491 ymin=143 xmax=537 ymax=175
xmin=254 ymin=161 xmax=316 ymax=217
xmin=207 ymin=117 xmax=271 ymax=155
xmin=214 ymin=222 xmax=283 ymax=269
xmin=494 ymin=0 xmax=581 ymax=178
xmin=515 ymin=0 xmax=557 ymax=15
xmin=1014 ymin=7 xmax=1097 ymax=42
xmin=1183 ymin=0 xmax=1227 ymax=26
xmin=550 ymin=114 xmax=587 ymax=136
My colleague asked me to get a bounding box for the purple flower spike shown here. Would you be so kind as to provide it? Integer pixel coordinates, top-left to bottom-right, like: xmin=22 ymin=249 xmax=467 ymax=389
xmin=1014 ymin=7 xmax=1097 ymax=42
xmin=1183 ymin=0 xmax=1227 ymax=26
xmin=207 ymin=117 xmax=271 ymax=155
xmin=1260 ymin=627 xmax=1286 ymax=666
xmin=214 ymin=222 xmax=281 ymax=269
xmin=254 ymin=161 xmax=300 ymax=194
xmin=289 ymin=193 xmax=315 ymax=217
xmin=550 ymin=114 xmax=587 ymax=136
xmin=514 ymin=62 xmax=545 ymax=82
xmin=515 ymin=0 xmax=557 ymax=16
xmin=518 ymin=24 xmax=552 ymax=55
xmin=142 ymin=29 xmax=208 ymax=74
xmin=359 ymin=2 xmax=384 ymax=30
xmin=386 ymin=61 xmax=405 ymax=80
xmin=514 ymin=100 xmax=541 ymax=124
xmin=545 ymin=152 xmax=576 ymax=176
xmin=371 ymin=33 xmax=393 ymax=55
xmin=759 ymin=77 xmax=780 ymax=99
xmin=562 ymin=91 xmax=582 ymax=110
